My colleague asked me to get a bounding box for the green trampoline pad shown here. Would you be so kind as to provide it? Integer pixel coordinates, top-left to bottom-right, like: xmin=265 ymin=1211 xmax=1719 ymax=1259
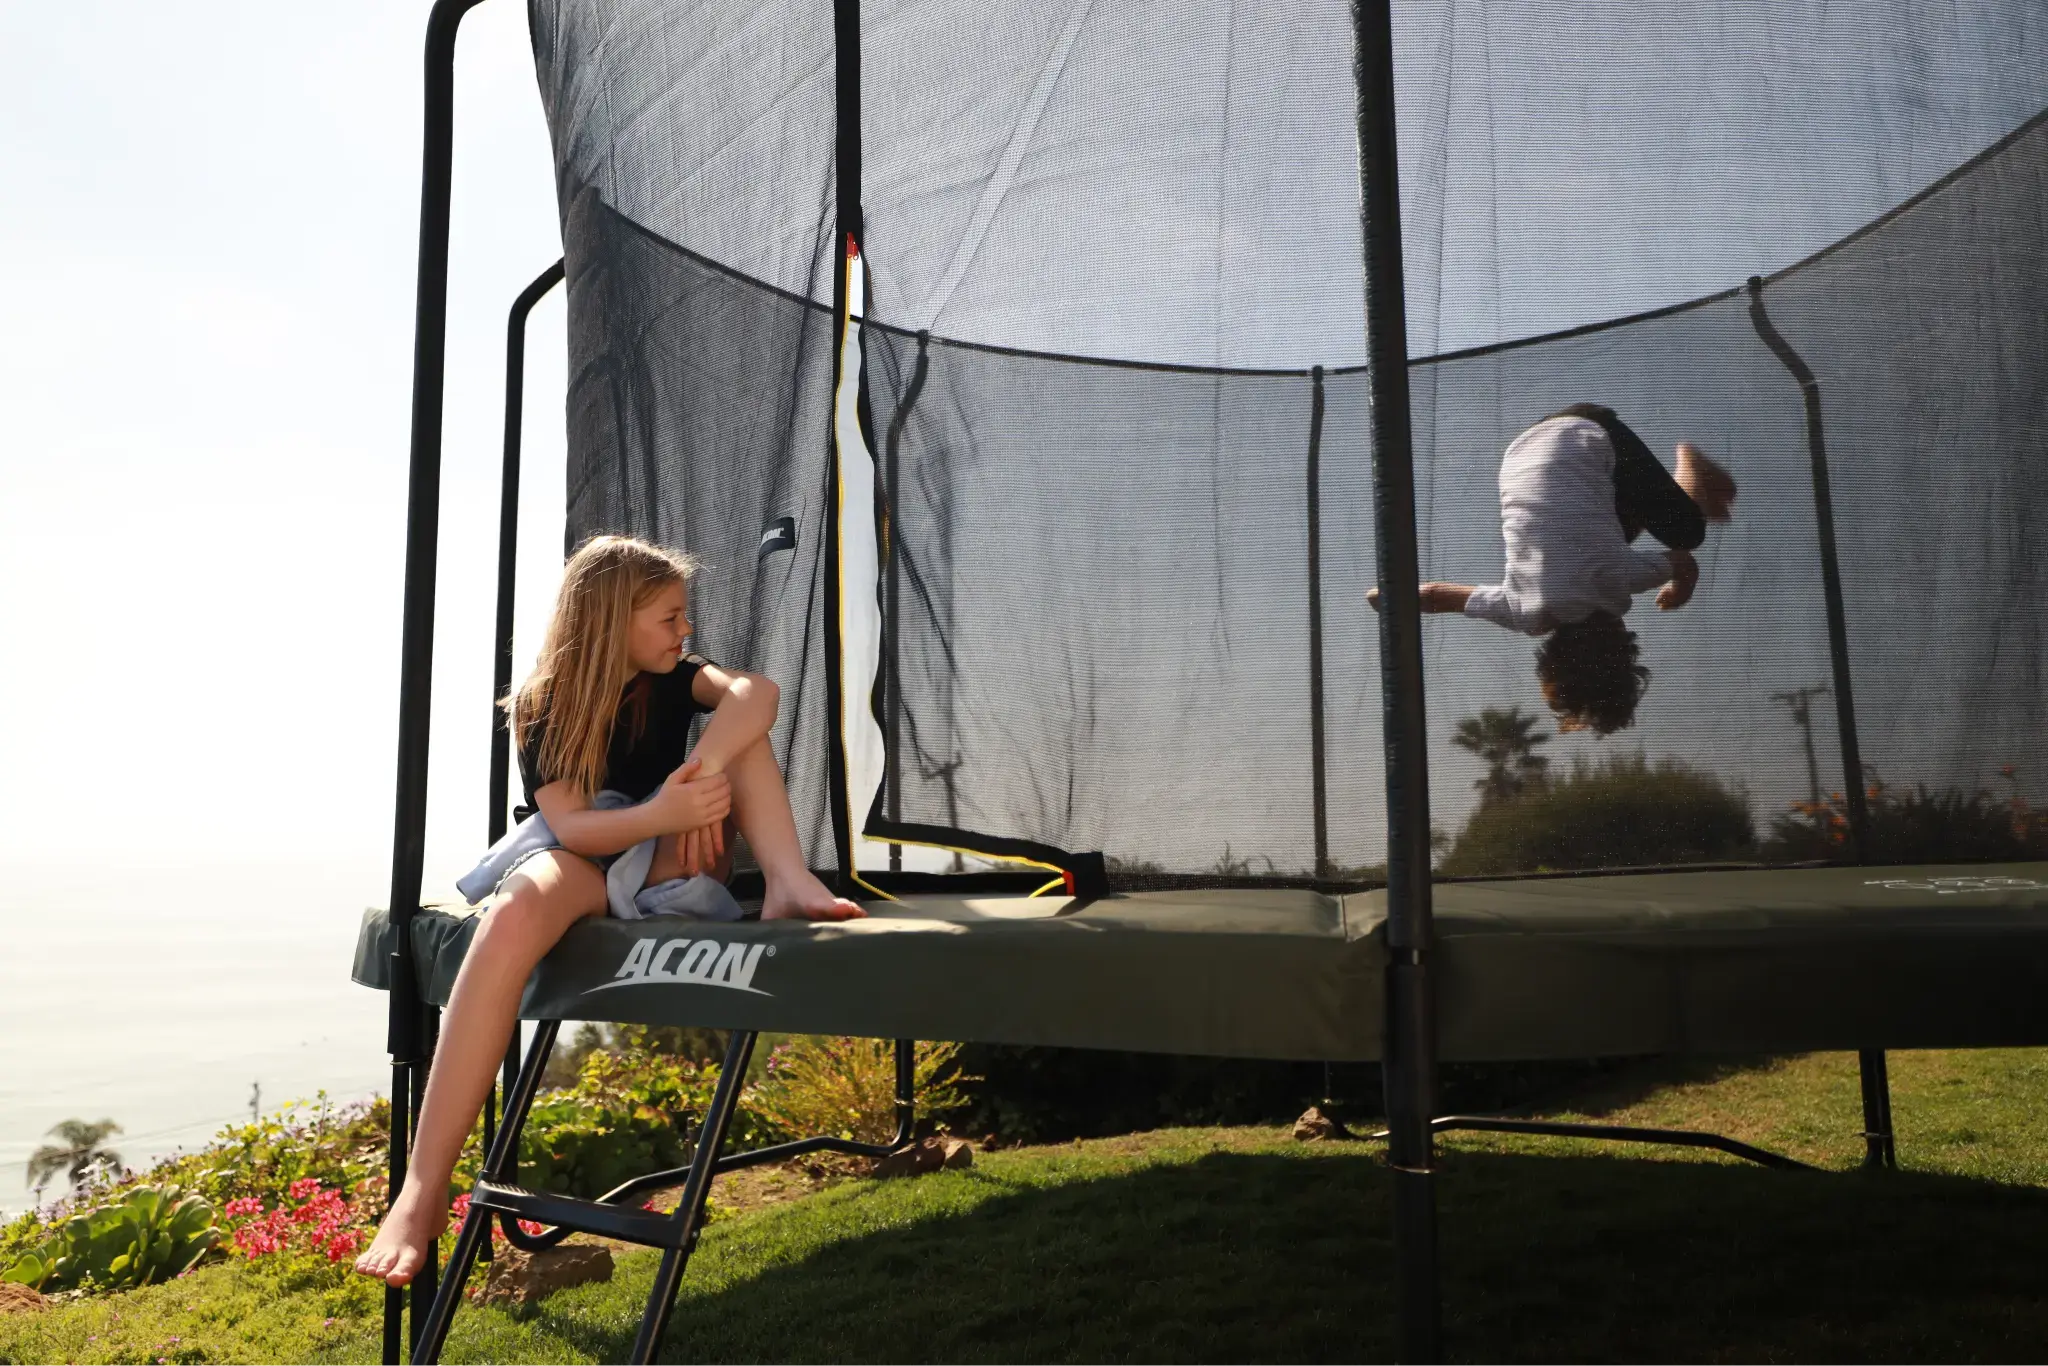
xmin=354 ymin=863 xmax=2048 ymax=1062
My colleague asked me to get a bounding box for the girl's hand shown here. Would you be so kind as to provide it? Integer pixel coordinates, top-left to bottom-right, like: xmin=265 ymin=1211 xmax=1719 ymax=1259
xmin=1657 ymin=548 xmax=1700 ymax=610
xmin=649 ymin=758 xmax=732 ymax=834
xmin=678 ymin=820 xmax=725 ymax=877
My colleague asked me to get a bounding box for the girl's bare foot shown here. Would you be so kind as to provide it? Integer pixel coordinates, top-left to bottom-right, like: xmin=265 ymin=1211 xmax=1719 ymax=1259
xmin=762 ymin=869 xmax=866 ymax=921
xmin=353 ymin=1181 xmax=449 ymax=1287
xmin=1675 ymin=442 xmax=1737 ymax=522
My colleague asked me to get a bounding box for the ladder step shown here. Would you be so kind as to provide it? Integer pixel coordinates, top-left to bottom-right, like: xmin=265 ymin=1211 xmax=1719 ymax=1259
xmin=470 ymin=1179 xmax=691 ymax=1249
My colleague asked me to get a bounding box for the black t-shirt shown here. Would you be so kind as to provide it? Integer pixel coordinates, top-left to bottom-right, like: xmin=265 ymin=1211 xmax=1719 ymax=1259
xmin=518 ymin=655 xmax=715 ymax=805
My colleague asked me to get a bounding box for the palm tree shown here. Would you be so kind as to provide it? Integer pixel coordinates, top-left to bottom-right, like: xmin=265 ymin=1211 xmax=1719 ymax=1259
xmin=1452 ymin=707 xmax=1551 ymax=807
xmin=25 ymin=1119 xmax=124 ymax=1202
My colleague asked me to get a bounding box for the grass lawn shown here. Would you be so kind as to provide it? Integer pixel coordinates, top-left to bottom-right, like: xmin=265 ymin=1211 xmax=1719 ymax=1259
xmin=5 ymin=1048 xmax=2047 ymax=1363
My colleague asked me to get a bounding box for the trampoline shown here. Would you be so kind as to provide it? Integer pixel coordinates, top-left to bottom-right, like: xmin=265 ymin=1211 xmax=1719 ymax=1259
xmin=363 ymin=0 xmax=2048 ymax=1360
xmin=357 ymin=864 xmax=2048 ymax=1065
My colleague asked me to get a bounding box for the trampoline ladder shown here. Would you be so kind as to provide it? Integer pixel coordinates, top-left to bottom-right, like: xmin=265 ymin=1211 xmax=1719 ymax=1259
xmin=411 ymin=1024 xmax=920 ymax=1364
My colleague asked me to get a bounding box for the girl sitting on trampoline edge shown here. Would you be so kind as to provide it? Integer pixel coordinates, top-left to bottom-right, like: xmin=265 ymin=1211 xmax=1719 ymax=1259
xmin=1371 ymin=404 xmax=1736 ymax=734
xmin=355 ymin=535 xmax=863 ymax=1288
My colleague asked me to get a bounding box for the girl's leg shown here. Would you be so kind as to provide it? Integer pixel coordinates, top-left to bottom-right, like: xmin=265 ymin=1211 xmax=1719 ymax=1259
xmin=725 ymin=735 xmax=865 ymax=921
xmin=354 ymin=850 xmax=607 ymax=1286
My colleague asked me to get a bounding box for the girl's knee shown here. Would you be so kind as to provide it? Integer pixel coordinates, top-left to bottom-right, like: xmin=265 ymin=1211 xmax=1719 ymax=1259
xmin=486 ymin=874 xmax=600 ymax=945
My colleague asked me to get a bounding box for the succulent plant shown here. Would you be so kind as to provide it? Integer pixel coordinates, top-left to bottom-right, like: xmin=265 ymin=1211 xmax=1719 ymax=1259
xmin=1 ymin=1184 xmax=219 ymax=1293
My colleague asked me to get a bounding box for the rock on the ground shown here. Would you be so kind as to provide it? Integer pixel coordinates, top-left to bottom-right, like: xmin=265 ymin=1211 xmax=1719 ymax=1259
xmin=480 ymin=1244 xmax=614 ymax=1306
xmin=0 ymin=1283 xmax=47 ymax=1315
xmin=872 ymin=1135 xmax=974 ymax=1179
xmin=1293 ymin=1106 xmax=1340 ymax=1142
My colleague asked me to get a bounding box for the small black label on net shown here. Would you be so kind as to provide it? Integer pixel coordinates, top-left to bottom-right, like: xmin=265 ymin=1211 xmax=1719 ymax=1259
xmin=758 ymin=516 xmax=796 ymax=558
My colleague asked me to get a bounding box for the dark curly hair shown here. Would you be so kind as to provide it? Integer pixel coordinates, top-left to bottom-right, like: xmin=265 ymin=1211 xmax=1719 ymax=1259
xmin=1536 ymin=613 xmax=1650 ymax=735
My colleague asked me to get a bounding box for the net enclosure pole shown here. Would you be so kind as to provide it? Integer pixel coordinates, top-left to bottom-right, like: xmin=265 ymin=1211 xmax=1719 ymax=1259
xmin=1351 ymin=1 xmax=1443 ymax=1360
xmin=491 ymin=258 xmax=566 ymax=846
xmin=819 ymin=0 xmax=863 ymax=886
xmin=1308 ymin=365 xmax=1331 ymax=880
xmin=383 ymin=1 xmax=493 ymax=1359
xmin=482 ymin=257 xmax=563 ymax=1206
xmin=1746 ymin=277 xmax=1895 ymax=1170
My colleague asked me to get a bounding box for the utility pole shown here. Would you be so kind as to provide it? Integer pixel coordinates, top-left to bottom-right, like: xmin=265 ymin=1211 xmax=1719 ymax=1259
xmin=1771 ymin=684 xmax=1830 ymax=806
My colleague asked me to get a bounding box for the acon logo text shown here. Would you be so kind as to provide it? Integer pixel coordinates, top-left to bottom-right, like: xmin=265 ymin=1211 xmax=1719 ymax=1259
xmin=1865 ymin=876 xmax=2043 ymax=896
xmin=585 ymin=938 xmax=775 ymax=996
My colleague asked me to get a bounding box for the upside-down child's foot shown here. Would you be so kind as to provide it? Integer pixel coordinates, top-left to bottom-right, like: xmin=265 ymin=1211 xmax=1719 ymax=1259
xmin=353 ymin=1180 xmax=449 ymax=1287
xmin=1675 ymin=442 xmax=1738 ymax=522
xmin=762 ymin=870 xmax=866 ymax=921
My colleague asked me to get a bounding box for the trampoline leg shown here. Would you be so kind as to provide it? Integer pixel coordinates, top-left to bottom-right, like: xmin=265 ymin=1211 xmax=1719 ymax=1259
xmin=1384 ymin=955 xmax=1442 ymax=1363
xmin=1857 ymin=1049 xmax=1897 ymax=1169
xmin=892 ymin=1039 xmax=916 ymax=1145
xmin=408 ymin=1005 xmax=442 ymax=1357
xmin=630 ymin=1030 xmax=760 ymax=1365
xmin=382 ymin=1059 xmax=410 ymax=1366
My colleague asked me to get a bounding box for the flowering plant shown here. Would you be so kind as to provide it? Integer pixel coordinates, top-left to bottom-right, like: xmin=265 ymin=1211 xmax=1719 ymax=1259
xmin=223 ymin=1178 xmax=362 ymax=1264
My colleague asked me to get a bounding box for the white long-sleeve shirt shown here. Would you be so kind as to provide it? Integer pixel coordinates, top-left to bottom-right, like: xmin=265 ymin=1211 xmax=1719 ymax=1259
xmin=1463 ymin=416 xmax=1675 ymax=636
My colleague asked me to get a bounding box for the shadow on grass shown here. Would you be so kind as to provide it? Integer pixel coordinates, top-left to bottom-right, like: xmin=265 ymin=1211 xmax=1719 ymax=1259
xmin=519 ymin=1148 xmax=2048 ymax=1364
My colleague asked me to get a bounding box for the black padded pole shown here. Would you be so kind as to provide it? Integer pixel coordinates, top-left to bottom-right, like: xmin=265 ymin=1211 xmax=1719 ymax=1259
xmin=491 ymin=259 xmax=566 ymax=845
xmin=383 ymin=3 xmax=492 ymax=1359
xmin=1351 ymin=2 xmax=1442 ymax=1360
xmin=1747 ymin=278 xmax=1894 ymax=1171
xmin=1308 ymin=366 xmax=1331 ymax=880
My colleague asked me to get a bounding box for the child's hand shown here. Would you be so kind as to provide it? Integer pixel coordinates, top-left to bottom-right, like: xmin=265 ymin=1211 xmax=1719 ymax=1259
xmin=649 ymin=758 xmax=732 ymax=835
xmin=1657 ymin=548 xmax=1700 ymax=610
xmin=678 ymin=820 xmax=725 ymax=877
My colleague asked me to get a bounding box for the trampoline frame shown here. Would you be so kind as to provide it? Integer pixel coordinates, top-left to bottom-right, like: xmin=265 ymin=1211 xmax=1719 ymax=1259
xmin=375 ymin=1 xmax=1916 ymax=1360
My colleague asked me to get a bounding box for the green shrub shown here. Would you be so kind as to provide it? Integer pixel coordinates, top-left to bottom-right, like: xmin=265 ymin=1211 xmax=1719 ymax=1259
xmin=1438 ymin=752 xmax=1755 ymax=876
xmin=1762 ymin=770 xmax=2048 ymax=864
xmin=750 ymin=1038 xmax=973 ymax=1145
xmin=499 ymin=1048 xmax=776 ymax=1199
xmin=2 ymin=1185 xmax=218 ymax=1293
xmin=145 ymin=1094 xmax=388 ymax=1217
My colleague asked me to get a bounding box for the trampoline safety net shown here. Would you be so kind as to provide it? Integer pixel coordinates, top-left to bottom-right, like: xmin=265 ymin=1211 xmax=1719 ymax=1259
xmin=530 ymin=0 xmax=2048 ymax=885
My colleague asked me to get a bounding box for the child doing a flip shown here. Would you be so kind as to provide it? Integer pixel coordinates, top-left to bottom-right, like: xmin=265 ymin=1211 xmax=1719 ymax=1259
xmin=355 ymin=535 xmax=863 ymax=1288
xmin=1372 ymin=404 xmax=1737 ymax=734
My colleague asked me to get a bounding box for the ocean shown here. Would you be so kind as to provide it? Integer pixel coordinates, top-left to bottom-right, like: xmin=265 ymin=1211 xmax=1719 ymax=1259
xmin=0 ymin=860 xmax=398 ymax=1218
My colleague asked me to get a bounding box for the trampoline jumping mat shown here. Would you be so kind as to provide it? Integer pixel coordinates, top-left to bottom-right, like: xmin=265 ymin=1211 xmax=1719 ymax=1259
xmin=354 ymin=863 xmax=2048 ymax=1062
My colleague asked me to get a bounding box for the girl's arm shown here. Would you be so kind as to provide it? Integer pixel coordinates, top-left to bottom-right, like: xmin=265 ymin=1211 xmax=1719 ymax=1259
xmin=533 ymin=761 xmax=733 ymax=858
xmin=1368 ymin=582 xmax=1475 ymax=613
xmin=687 ymin=663 xmax=780 ymax=775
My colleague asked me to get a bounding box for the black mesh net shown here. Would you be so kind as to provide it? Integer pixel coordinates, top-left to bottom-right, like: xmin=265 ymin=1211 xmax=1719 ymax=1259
xmin=532 ymin=0 xmax=2048 ymax=883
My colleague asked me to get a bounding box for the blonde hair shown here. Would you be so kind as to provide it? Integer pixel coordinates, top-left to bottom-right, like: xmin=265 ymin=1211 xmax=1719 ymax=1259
xmin=509 ymin=535 xmax=699 ymax=798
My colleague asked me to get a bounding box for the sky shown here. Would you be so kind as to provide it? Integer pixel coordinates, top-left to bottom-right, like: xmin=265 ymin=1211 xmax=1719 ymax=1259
xmin=1 ymin=1 xmax=571 ymax=895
